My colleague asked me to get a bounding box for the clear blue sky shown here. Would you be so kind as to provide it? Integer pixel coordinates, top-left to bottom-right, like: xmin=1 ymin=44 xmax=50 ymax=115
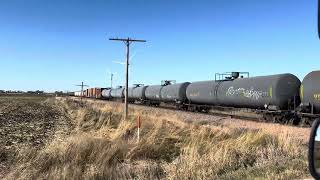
xmin=0 ymin=0 xmax=319 ymax=92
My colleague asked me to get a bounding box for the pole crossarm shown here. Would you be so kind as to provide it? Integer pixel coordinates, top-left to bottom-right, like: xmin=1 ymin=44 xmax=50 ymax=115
xmin=109 ymin=38 xmax=146 ymax=43
xmin=75 ymin=82 xmax=89 ymax=102
xmin=75 ymin=85 xmax=89 ymax=87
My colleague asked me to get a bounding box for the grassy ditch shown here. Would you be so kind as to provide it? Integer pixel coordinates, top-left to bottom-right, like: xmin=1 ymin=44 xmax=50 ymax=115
xmin=5 ymin=98 xmax=309 ymax=180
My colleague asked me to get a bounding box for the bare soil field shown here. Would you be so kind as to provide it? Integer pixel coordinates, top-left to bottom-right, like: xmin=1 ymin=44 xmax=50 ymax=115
xmin=0 ymin=96 xmax=73 ymax=178
xmin=0 ymin=96 xmax=311 ymax=179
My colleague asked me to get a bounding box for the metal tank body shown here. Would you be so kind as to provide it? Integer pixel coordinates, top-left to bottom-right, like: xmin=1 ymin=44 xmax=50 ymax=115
xmin=161 ymin=82 xmax=190 ymax=103
xmin=102 ymin=89 xmax=112 ymax=99
xmin=186 ymin=81 xmax=217 ymax=105
xmin=111 ymin=87 xmax=125 ymax=98
xmin=145 ymin=85 xmax=163 ymax=101
xmin=128 ymin=86 xmax=148 ymax=100
xmin=301 ymin=71 xmax=320 ymax=113
xmin=216 ymin=74 xmax=301 ymax=109
xmin=186 ymin=73 xmax=301 ymax=109
xmin=128 ymin=87 xmax=134 ymax=100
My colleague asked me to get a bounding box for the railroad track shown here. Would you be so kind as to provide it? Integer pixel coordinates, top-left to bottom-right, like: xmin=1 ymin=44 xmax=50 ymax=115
xmin=70 ymin=97 xmax=311 ymax=128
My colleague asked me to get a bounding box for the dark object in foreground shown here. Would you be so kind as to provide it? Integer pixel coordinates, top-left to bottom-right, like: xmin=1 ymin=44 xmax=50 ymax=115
xmin=308 ymin=118 xmax=320 ymax=179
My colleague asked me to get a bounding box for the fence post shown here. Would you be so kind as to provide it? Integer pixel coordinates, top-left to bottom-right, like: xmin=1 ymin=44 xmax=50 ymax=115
xmin=137 ymin=115 xmax=141 ymax=142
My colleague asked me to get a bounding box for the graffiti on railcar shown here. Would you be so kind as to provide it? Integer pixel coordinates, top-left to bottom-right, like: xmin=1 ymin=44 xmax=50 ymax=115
xmin=226 ymin=86 xmax=269 ymax=100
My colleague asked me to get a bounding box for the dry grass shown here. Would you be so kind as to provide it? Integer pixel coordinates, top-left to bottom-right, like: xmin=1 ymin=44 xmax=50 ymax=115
xmin=4 ymin=98 xmax=309 ymax=180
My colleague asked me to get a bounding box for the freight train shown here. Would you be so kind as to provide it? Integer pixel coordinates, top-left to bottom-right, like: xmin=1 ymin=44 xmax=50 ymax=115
xmin=74 ymin=70 xmax=320 ymax=126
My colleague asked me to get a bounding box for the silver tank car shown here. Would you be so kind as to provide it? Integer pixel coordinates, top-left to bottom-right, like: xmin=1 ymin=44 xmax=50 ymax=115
xmin=145 ymin=85 xmax=163 ymax=101
xmin=301 ymin=71 xmax=320 ymax=113
xmin=111 ymin=87 xmax=125 ymax=98
xmin=186 ymin=80 xmax=216 ymax=105
xmin=102 ymin=89 xmax=112 ymax=99
xmin=186 ymin=73 xmax=301 ymax=109
xmin=128 ymin=85 xmax=148 ymax=100
xmin=160 ymin=82 xmax=190 ymax=103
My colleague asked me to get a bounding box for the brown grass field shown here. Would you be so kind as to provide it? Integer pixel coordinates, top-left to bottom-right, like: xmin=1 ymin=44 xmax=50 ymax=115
xmin=0 ymin=96 xmax=311 ymax=179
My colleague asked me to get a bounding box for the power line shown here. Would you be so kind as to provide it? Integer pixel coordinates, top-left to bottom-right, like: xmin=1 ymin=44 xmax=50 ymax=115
xmin=109 ymin=37 xmax=146 ymax=120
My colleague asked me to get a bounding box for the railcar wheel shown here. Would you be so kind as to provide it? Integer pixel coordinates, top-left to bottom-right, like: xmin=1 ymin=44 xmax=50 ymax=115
xmin=272 ymin=115 xmax=283 ymax=124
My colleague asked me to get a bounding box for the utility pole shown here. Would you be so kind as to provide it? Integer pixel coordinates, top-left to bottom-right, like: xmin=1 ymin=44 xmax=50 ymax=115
xmin=111 ymin=73 xmax=114 ymax=88
xmin=107 ymin=69 xmax=116 ymax=88
xmin=75 ymin=82 xmax=89 ymax=102
xmin=109 ymin=37 xmax=146 ymax=120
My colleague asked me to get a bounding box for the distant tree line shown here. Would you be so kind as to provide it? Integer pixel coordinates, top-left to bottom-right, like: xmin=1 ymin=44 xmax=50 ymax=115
xmin=27 ymin=90 xmax=44 ymax=94
xmin=0 ymin=90 xmax=25 ymax=94
xmin=0 ymin=90 xmax=74 ymax=97
xmin=54 ymin=91 xmax=74 ymax=96
xmin=0 ymin=90 xmax=44 ymax=94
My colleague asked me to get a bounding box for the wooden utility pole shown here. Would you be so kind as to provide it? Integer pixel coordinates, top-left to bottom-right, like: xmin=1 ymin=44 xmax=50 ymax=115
xmin=75 ymin=82 xmax=89 ymax=101
xmin=109 ymin=37 xmax=146 ymax=120
xmin=111 ymin=73 xmax=114 ymax=88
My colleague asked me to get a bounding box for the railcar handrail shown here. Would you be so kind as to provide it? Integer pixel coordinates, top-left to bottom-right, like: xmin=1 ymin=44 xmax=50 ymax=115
xmin=215 ymin=72 xmax=250 ymax=81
